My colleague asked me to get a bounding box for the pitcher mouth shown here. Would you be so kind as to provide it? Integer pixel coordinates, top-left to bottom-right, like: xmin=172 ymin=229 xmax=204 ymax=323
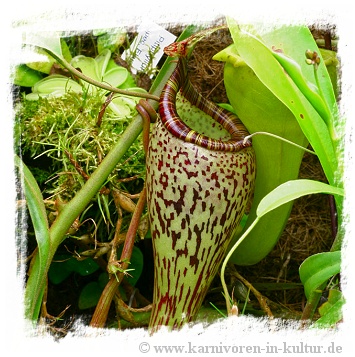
xmin=158 ymin=59 xmax=252 ymax=152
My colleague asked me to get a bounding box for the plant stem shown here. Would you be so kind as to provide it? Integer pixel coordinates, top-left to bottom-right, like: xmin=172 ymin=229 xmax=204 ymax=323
xmin=243 ymin=132 xmax=316 ymax=155
xmin=90 ymin=275 xmax=120 ymax=328
xmin=45 ymin=50 xmax=160 ymax=102
xmin=24 ymin=115 xmax=143 ymax=321
xmin=300 ymin=288 xmax=324 ymax=326
xmin=221 ymin=219 xmax=259 ymax=315
xmin=49 ymin=116 xmax=143 ymax=243
xmin=90 ymin=186 xmax=147 ymax=327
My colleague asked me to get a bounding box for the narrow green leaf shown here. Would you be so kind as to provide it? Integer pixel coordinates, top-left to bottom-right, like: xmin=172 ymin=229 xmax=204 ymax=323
xmin=225 ymin=18 xmax=338 ymax=187
xmin=272 ymin=50 xmax=331 ymax=125
xmin=15 ymin=155 xmax=50 ymax=267
xmin=312 ymin=296 xmax=344 ymax=329
xmin=318 ymin=289 xmax=344 ymax=317
xmin=218 ymin=20 xmax=343 ymax=265
xmin=256 ymin=179 xmax=344 ymax=217
xmin=15 ymin=155 xmax=51 ymax=320
xmin=299 ymin=251 xmax=341 ymax=300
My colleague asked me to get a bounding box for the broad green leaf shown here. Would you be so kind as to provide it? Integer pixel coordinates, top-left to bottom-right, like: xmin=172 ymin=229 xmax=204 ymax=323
xmin=257 ymin=179 xmax=344 ymax=217
xmin=117 ymin=68 xmax=138 ymax=90
xmin=102 ymin=67 xmax=128 ymax=88
xmin=108 ymin=87 xmax=148 ymax=117
xmin=78 ymin=281 xmax=103 ymax=310
xmin=219 ymin=51 xmax=308 ymax=265
xmin=77 ymin=245 xmax=143 ymax=310
xmin=299 ymin=251 xmax=341 ymax=300
xmin=225 ymin=18 xmax=338 ymax=186
xmin=108 ymin=98 xmax=133 ymax=117
xmin=49 ymin=254 xmax=100 ymax=284
xmin=26 ymin=39 xmax=72 ymax=74
xmin=12 ymin=64 xmax=43 ymax=87
xmin=22 ymin=31 xmax=64 ymax=61
xmin=78 ymin=273 xmax=110 ymax=310
xmin=218 ymin=20 xmax=343 ymax=265
xmin=71 ymin=55 xmax=100 ymax=82
xmin=31 ymin=75 xmax=82 ymax=95
xmin=25 ymin=47 xmax=56 ymax=74
xmin=95 ymin=49 xmax=111 ymax=79
xmin=263 ymin=26 xmax=337 ymax=125
xmin=67 ymin=256 xmax=100 ymax=276
xmin=272 ymin=50 xmax=331 ymax=125
xmin=106 ymin=58 xmax=122 ymax=72
xmin=48 ymin=255 xmax=73 ymax=284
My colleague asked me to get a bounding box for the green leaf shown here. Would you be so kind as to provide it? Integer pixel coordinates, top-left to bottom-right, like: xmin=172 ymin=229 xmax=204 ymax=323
xmin=102 ymin=67 xmax=128 ymax=88
xmin=76 ymin=245 xmax=143 ymax=310
xmin=48 ymin=254 xmax=100 ymax=284
xmin=215 ymin=24 xmax=312 ymax=265
xmin=299 ymin=251 xmax=341 ymax=300
xmin=67 ymin=256 xmax=100 ymax=276
xmin=78 ymin=281 xmax=103 ymax=310
xmin=71 ymin=55 xmax=100 ymax=82
xmin=26 ymin=47 xmax=57 ymax=74
xmin=48 ymin=255 xmax=73 ymax=285
xmin=219 ymin=20 xmax=344 ymax=265
xmin=108 ymin=97 xmax=133 ymax=117
xmin=15 ymin=155 xmax=51 ymax=320
xmin=96 ymin=29 xmax=127 ymax=53
xmin=31 ymin=75 xmax=82 ymax=95
xmin=319 ymin=48 xmax=339 ymax=97
xmin=12 ymin=64 xmax=43 ymax=87
xmin=312 ymin=290 xmax=345 ymax=328
xmin=23 ymin=31 xmax=64 ymax=61
xmin=95 ymin=49 xmax=111 ymax=79
xmin=312 ymin=299 xmax=344 ymax=328
xmin=225 ymin=18 xmax=338 ymax=186
xmin=318 ymin=289 xmax=344 ymax=316
xmin=257 ymin=179 xmax=344 ymax=217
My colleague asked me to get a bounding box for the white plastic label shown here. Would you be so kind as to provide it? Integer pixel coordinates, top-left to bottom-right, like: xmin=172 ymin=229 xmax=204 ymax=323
xmin=122 ymin=21 xmax=176 ymax=74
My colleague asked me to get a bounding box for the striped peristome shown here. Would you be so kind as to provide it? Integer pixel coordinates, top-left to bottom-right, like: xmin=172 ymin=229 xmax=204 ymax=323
xmin=146 ymin=52 xmax=256 ymax=332
xmin=159 ymin=59 xmax=251 ymax=152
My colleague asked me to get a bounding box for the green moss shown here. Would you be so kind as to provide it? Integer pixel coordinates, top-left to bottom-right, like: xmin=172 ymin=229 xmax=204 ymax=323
xmin=16 ymin=89 xmax=146 ymax=201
